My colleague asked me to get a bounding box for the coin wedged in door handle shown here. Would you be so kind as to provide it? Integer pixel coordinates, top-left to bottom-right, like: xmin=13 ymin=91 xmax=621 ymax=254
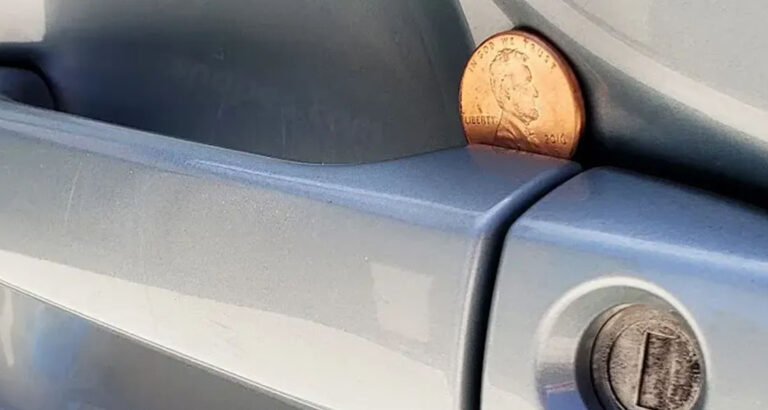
xmin=459 ymin=30 xmax=584 ymax=159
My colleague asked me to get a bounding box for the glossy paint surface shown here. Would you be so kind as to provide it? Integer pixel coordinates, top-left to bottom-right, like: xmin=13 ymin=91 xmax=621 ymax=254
xmin=0 ymin=0 xmax=472 ymax=163
xmin=458 ymin=0 xmax=511 ymax=45
xmin=0 ymin=101 xmax=578 ymax=409
xmin=484 ymin=168 xmax=768 ymax=409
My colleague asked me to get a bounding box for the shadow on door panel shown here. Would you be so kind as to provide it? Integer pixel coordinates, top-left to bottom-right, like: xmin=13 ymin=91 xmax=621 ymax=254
xmin=0 ymin=0 xmax=472 ymax=163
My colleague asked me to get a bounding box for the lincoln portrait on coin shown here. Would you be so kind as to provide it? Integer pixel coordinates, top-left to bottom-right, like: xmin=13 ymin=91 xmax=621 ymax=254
xmin=488 ymin=48 xmax=540 ymax=150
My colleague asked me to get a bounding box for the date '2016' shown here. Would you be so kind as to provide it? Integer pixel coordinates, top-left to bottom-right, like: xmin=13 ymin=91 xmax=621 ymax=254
xmin=543 ymin=133 xmax=568 ymax=145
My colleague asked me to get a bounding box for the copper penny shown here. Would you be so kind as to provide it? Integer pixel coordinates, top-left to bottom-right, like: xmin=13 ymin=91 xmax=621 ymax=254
xmin=459 ymin=30 xmax=584 ymax=159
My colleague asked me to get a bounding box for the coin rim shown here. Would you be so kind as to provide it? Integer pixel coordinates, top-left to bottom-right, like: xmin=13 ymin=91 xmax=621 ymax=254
xmin=458 ymin=29 xmax=585 ymax=159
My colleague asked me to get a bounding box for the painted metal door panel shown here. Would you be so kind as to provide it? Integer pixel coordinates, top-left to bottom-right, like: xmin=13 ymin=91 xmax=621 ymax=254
xmin=0 ymin=286 xmax=304 ymax=410
xmin=491 ymin=0 xmax=768 ymax=193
